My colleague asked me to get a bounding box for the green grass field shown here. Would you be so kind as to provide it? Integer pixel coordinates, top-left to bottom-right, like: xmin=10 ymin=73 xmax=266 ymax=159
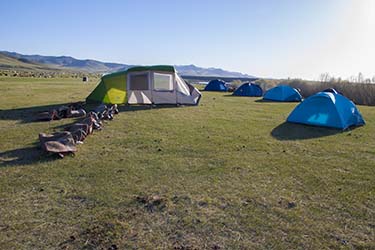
xmin=0 ymin=77 xmax=374 ymax=249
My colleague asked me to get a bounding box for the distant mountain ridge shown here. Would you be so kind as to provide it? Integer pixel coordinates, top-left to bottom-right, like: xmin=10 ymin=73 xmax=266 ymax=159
xmin=1 ymin=51 xmax=125 ymax=73
xmin=174 ymin=64 xmax=253 ymax=78
xmin=0 ymin=52 xmax=65 ymax=72
xmin=0 ymin=51 xmax=254 ymax=78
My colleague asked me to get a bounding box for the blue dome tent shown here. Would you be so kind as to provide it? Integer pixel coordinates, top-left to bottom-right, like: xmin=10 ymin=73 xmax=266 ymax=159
xmin=204 ymin=79 xmax=228 ymax=92
xmin=263 ymin=85 xmax=302 ymax=102
xmin=233 ymin=82 xmax=263 ymax=97
xmin=287 ymin=92 xmax=365 ymax=130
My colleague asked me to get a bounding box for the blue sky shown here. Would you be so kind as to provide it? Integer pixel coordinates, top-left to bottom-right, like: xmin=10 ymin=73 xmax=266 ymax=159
xmin=0 ymin=0 xmax=374 ymax=79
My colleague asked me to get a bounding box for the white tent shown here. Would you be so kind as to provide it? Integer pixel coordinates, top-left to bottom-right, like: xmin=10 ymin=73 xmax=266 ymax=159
xmin=87 ymin=65 xmax=201 ymax=105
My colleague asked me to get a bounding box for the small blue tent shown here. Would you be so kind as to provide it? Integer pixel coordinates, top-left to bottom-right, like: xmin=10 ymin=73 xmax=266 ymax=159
xmin=287 ymin=92 xmax=365 ymax=130
xmin=204 ymin=79 xmax=228 ymax=92
xmin=233 ymin=82 xmax=263 ymax=97
xmin=263 ymin=85 xmax=302 ymax=102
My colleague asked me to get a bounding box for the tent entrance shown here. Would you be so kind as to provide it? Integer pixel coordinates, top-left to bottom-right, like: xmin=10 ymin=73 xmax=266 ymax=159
xmin=152 ymin=72 xmax=176 ymax=104
xmin=127 ymin=71 xmax=177 ymax=104
xmin=127 ymin=71 xmax=152 ymax=104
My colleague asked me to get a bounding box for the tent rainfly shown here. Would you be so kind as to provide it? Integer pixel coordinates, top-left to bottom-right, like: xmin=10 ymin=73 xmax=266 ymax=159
xmin=232 ymin=82 xmax=263 ymax=97
xmin=287 ymin=92 xmax=365 ymax=130
xmin=204 ymin=79 xmax=228 ymax=92
xmin=263 ymin=85 xmax=302 ymax=102
xmin=86 ymin=65 xmax=201 ymax=105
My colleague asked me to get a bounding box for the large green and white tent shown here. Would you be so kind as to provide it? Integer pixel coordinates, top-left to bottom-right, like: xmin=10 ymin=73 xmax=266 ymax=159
xmin=86 ymin=65 xmax=201 ymax=105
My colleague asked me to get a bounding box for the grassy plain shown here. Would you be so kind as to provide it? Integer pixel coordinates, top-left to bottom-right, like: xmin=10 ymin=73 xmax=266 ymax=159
xmin=0 ymin=77 xmax=374 ymax=249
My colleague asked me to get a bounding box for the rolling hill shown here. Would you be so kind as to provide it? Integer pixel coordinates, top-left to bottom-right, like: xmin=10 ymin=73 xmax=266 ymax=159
xmin=0 ymin=53 xmax=64 ymax=72
xmin=1 ymin=51 xmax=125 ymax=73
xmin=0 ymin=51 xmax=254 ymax=77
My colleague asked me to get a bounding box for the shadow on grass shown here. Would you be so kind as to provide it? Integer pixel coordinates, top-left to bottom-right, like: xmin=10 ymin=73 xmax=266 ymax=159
xmin=254 ymin=99 xmax=266 ymax=102
xmin=271 ymin=122 xmax=341 ymax=140
xmin=255 ymin=99 xmax=301 ymax=103
xmin=0 ymin=103 xmax=71 ymax=123
xmin=118 ymin=104 xmax=177 ymax=112
xmin=223 ymin=94 xmax=264 ymax=98
xmin=0 ymin=145 xmax=59 ymax=167
xmin=223 ymin=94 xmax=262 ymax=97
xmin=0 ymin=103 xmax=180 ymax=124
xmin=0 ymin=103 xmax=182 ymax=168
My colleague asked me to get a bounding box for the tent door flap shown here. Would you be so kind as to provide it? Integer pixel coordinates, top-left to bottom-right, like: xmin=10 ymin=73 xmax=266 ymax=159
xmin=151 ymin=72 xmax=176 ymax=104
xmin=127 ymin=71 xmax=152 ymax=104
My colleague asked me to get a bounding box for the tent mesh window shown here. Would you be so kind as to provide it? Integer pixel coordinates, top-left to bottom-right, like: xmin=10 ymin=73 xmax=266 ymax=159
xmin=153 ymin=73 xmax=173 ymax=91
xmin=129 ymin=73 xmax=149 ymax=90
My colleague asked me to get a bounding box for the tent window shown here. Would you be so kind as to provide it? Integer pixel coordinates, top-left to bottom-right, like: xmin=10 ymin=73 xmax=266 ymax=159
xmin=129 ymin=73 xmax=149 ymax=90
xmin=153 ymin=73 xmax=173 ymax=91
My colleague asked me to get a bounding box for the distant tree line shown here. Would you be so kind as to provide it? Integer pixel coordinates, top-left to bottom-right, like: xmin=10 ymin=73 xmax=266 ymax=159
xmin=256 ymin=73 xmax=375 ymax=106
xmin=319 ymin=72 xmax=375 ymax=84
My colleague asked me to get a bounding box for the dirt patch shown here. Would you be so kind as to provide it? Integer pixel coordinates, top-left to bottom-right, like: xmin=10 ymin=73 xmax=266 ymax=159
xmin=171 ymin=195 xmax=193 ymax=207
xmin=278 ymin=198 xmax=298 ymax=209
xmin=135 ymin=194 xmax=167 ymax=213
xmin=58 ymin=222 xmax=118 ymax=250
xmin=66 ymin=195 xmax=104 ymax=209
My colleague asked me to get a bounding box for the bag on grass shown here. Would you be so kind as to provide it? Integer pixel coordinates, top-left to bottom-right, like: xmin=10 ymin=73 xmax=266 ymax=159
xmin=39 ymin=131 xmax=77 ymax=158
